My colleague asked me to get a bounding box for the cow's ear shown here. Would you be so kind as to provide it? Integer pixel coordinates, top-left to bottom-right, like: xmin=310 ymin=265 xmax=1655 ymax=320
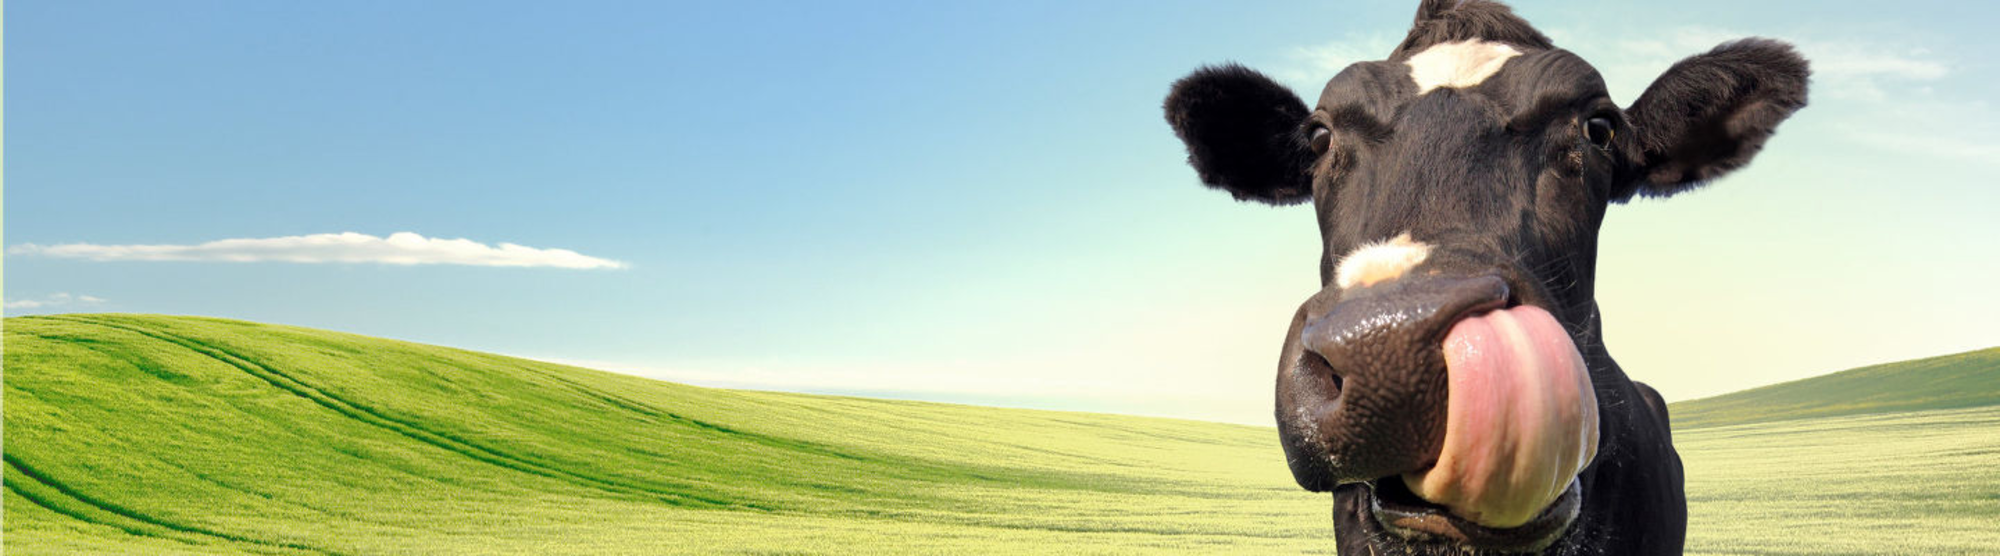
xmin=1165 ymin=64 xmax=1314 ymax=205
xmin=1616 ymin=39 xmax=1809 ymax=200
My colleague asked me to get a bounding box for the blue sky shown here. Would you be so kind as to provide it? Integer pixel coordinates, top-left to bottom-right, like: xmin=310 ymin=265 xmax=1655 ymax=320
xmin=9 ymin=0 xmax=1998 ymax=425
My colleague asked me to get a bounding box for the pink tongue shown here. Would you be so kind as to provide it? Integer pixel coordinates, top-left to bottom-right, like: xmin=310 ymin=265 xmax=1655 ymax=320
xmin=1402 ymin=305 xmax=1598 ymax=529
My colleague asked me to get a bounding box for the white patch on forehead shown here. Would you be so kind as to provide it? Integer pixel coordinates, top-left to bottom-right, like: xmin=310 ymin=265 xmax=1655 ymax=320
xmin=1335 ymin=233 xmax=1433 ymax=290
xmin=1406 ymin=40 xmax=1522 ymax=94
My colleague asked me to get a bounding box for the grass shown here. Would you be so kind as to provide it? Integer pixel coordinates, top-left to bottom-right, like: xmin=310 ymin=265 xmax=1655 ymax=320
xmin=1678 ymin=406 xmax=2000 ymax=555
xmin=4 ymin=314 xmax=1996 ymax=554
xmin=3 ymin=314 xmax=1334 ymax=555
xmin=1669 ymin=346 xmax=2000 ymax=429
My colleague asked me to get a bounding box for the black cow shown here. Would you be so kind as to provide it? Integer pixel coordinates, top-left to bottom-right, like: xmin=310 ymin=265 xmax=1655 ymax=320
xmin=1163 ymin=1 xmax=1807 ymax=554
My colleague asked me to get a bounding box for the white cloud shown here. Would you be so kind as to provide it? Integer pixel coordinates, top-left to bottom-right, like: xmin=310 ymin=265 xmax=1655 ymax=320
xmin=9 ymin=232 xmax=628 ymax=269
xmin=4 ymin=292 xmax=108 ymax=310
xmin=1269 ymin=26 xmax=2000 ymax=176
xmin=1809 ymin=43 xmax=1947 ymax=88
xmin=1854 ymin=132 xmax=2000 ymax=162
xmin=1727 ymin=32 xmax=1943 ymax=101
xmin=1277 ymin=29 xmax=1997 ymax=166
xmin=1836 ymin=102 xmax=2000 ymax=166
xmin=1547 ymin=27 xmax=1998 ymax=166
xmin=1274 ymin=34 xmax=1403 ymax=96
xmin=1277 ymin=28 xmax=1952 ymax=103
xmin=1548 ymin=26 xmax=1952 ymax=103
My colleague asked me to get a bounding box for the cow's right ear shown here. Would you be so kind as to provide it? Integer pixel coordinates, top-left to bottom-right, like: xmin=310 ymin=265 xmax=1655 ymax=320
xmin=1616 ymin=39 xmax=1809 ymax=200
xmin=1165 ymin=64 xmax=1314 ymax=205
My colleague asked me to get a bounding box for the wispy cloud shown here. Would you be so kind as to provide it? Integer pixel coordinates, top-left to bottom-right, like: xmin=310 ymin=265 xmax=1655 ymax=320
xmin=1595 ymin=28 xmax=1995 ymax=166
xmin=1831 ymin=98 xmax=2000 ymax=165
xmin=5 ymin=292 xmax=108 ymax=310
xmin=1805 ymin=42 xmax=1948 ymax=98
xmin=1273 ymin=34 xmax=1402 ymax=95
xmin=1274 ymin=26 xmax=2000 ymax=169
xmin=1275 ymin=28 xmax=1953 ymax=103
xmin=1560 ymin=26 xmax=1951 ymax=102
xmin=9 ymin=232 xmax=628 ymax=269
xmin=1544 ymin=27 xmax=1995 ymax=167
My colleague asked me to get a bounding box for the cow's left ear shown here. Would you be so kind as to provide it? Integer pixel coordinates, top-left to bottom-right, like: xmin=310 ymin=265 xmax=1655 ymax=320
xmin=1616 ymin=39 xmax=1809 ymax=200
xmin=1164 ymin=64 xmax=1314 ymax=205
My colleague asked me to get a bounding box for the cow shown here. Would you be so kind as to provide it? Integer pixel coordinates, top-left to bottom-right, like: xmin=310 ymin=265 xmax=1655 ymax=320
xmin=1162 ymin=0 xmax=1807 ymax=553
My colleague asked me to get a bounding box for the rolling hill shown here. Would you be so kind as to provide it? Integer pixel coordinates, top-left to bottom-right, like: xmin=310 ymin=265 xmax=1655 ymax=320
xmin=4 ymin=314 xmax=1996 ymax=554
xmin=2 ymin=314 xmax=1332 ymax=555
xmin=1668 ymin=346 xmax=2000 ymax=429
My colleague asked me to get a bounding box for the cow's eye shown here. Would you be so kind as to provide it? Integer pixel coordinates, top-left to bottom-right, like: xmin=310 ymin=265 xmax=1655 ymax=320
xmin=1585 ymin=117 xmax=1615 ymax=148
xmin=1309 ymin=126 xmax=1332 ymax=154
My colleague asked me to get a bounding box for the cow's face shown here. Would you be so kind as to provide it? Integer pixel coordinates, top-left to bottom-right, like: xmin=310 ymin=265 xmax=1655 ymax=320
xmin=1164 ymin=1 xmax=1806 ymax=554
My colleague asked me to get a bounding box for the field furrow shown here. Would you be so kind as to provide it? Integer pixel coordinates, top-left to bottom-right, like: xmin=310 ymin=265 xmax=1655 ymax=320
xmin=5 ymin=455 xmax=336 ymax=555
xmin=51 ymin=315 xmax=752 ymax=510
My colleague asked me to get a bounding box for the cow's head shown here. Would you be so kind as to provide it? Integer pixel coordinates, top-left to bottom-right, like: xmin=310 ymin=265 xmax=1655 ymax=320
xmin=1164 ymin=1 xmax=1806 ymax=553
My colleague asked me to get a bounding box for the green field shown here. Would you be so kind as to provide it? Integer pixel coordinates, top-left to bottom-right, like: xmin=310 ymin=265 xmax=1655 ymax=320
xmin=4 ymin=315 xmax=1996 ymax=554
xmin=1670 ymin=347 xmax=2000 ymax=429
xmin=1677 ymin=406 xmax=2000 ymax=555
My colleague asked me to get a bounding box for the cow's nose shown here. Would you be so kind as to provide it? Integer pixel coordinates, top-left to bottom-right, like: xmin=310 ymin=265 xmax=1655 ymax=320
xmin=1289 ymin=274 xmax=1511 ymax=486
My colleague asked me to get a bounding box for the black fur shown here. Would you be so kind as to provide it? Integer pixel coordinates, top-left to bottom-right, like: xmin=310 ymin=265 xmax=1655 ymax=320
xmin=1620 ymin=39 xmax=1811 ymax=199
xmin=1396 ymin=0 xmax=1552 ymax=57
xmin=1161 ymin=1 xmax=1807 ymax=554
xmin=1163 ymin=64 xmax=1314 ymax=205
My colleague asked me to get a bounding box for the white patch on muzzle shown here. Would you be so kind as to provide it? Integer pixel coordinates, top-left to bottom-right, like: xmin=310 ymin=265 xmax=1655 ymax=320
xmin=1335 ymin=233 xmax=1433 ymax=290
xmin=1406 ymin=40 xmax=1521 ymax=94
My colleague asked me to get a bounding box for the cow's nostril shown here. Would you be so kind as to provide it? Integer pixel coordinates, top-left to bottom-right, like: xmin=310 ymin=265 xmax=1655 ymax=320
xmin=1301 ymin=350 xmax=1344 ymax=395
xmin=1279 ymin=274 xmax=1514 ymax=487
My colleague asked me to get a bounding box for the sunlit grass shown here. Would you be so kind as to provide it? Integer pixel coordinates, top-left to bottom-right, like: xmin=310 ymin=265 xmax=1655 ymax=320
xmin=2 ymin=315 xmax=1334 ymax=555
xmin=1678 ymin=406 xmax=2000 ymax=555
xmin=1671 ymin=346 xmax=2000 ymax=429
xmin=4 ymin=314 xmax=1994 ymax=554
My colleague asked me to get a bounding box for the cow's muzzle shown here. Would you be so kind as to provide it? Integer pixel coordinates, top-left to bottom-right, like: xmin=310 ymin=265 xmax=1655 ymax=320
xmin=1276 ymin=273 xmax=1599 ymax=540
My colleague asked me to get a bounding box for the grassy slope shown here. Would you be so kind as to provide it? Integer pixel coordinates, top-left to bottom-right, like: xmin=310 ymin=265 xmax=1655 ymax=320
xmin=1677 ymin=405 xmax=2000 ymax=556
xmin=4 ymin=314 xmax=1995 ymax=554
xmin=2 ymin=314 xmax=1334 ymax=555
xmin=1669 ymin=346 xmax=2000 ymax=429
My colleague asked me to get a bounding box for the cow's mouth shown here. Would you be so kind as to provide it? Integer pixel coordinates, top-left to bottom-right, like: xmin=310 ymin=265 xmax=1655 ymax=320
xmin=1404 ymin=303 xmax=1599 ymax=526
xmin=1284 ymin=276 xmax=1602 ymax=550
xmin=1353 ymin=301 xmax=1595 ymax=552
xmin=1363 ymin=474 xmax=1583 ymax=552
